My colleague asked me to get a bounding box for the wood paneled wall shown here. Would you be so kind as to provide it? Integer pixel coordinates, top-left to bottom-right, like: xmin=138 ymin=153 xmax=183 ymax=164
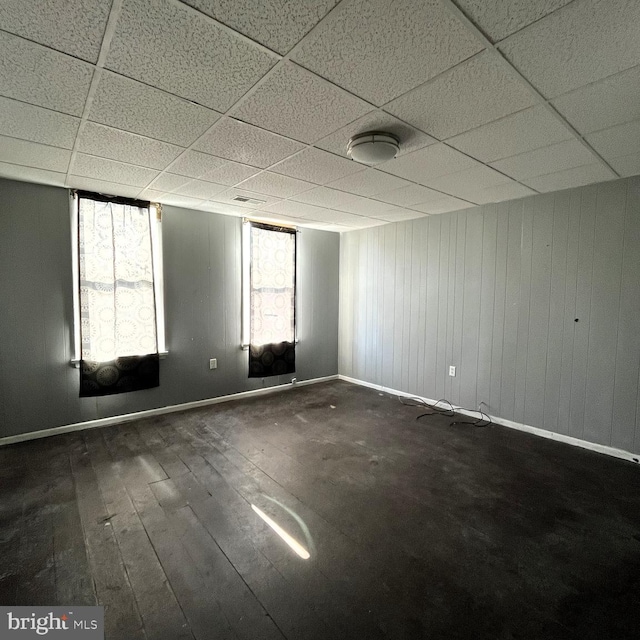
xmin=339 ymin=177 xmax=640 ymax=453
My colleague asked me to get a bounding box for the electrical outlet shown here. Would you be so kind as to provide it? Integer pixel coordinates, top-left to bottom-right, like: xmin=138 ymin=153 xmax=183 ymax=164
xmin=209 ymin=358 xmax=217 ymax=370
xmin=448 ymin=365 xmax=456 ymax=377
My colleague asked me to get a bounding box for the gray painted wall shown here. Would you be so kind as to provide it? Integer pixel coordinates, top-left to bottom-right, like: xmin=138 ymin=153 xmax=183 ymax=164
xmin=0 ymin=178 xmax=339 ymax=438
xmin=339 ymin=176 xmax=640 ymax=455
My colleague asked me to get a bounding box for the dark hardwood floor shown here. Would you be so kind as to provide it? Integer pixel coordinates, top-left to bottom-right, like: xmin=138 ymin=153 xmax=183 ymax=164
xmin=1 ymin=380 xmax=639 ymax=639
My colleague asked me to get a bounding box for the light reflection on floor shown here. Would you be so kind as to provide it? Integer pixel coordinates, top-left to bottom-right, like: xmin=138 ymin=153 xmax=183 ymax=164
xmin=251 ymin=504 xmax=311 ymax=560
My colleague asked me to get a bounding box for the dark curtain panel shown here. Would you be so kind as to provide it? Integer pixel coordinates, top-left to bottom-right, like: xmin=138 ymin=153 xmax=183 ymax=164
xmin=80 ymin=354 xmax=159 ymax=397
xmin=249 ymin=342 xmax=296 ymax=378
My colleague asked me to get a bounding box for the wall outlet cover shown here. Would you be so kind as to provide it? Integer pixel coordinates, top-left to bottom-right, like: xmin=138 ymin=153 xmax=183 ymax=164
xmin=209 ymin=358 xmax=217 ymax=370
xmin=448 ymin=365 xmax=456 ymax=377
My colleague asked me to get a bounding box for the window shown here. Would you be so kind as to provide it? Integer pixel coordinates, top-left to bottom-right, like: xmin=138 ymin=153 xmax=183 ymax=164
xmin=71 ymin=191 xmax=165 ymax=396
xmin=242 ymin=220 xmax=297 ymax=378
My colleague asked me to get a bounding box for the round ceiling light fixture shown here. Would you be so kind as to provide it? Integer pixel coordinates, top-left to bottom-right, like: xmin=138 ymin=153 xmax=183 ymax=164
xmin=347 ymin=131 xmax=400 ymax=165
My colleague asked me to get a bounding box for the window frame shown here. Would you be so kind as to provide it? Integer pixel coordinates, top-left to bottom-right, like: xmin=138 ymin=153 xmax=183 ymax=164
xmin=70 ymin=191 xmax=166 ymax=366
xmin=241 ymin=218 xmax=298 ymax=350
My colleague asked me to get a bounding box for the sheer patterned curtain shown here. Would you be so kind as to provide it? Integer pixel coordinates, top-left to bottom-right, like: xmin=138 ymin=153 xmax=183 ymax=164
xmin=249 ymin=222 xmax=296 ymax=377
xmin=78 ymin=192 xmax=159 ymax=396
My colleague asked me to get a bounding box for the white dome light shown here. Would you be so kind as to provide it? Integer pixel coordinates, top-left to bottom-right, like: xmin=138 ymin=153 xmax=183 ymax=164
xmin=347 ymin=131 xmax=400 ymax=165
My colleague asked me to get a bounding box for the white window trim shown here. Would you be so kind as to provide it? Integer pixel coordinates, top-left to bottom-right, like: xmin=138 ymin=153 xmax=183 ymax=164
xmin=241 ymin=218 xmax=299 ymax=350
xmin=69 ymin=193 xmax=167 ymax=367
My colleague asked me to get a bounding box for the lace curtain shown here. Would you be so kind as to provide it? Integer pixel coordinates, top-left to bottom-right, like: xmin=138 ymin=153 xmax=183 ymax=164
xmin=78 ymin=193 xmax=159 ymax=396
xmin=249 ymin=223 xmax=296 ymax=377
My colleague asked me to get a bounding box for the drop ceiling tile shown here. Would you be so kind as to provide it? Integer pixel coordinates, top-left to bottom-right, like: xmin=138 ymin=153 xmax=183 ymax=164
xmin=0 ymin=136 xmax=70 ymax=172
xmin=453 ymin=0 xmax=573 ymax=43
xmin=0 ymin=96 xmax=80 ymax=149
xmin=0 ymin=0 xmax=110 ymax=63
xmin=422 ymin=165 xmax=512 ymax=201
xmin=261 ymin=200 xmax=326 ymax=218
xmin=180 ymin=0 xmax=339 ymax=55
xmin=490 ymin=140 xmax=598 ymax=180
xmin=499 ymin=0 xmax=640 ymax=98
xmin=291 ymin=0 xmax=482 ymax=105
xmin=156 ymin=193 xmax=206 ymax=209
xmin=411 ymin=195 xmax=475 ymax=215
xmin=67 ymin=176 xmax=142 ymax=199
xmin=326 ymin=169 xmax=411 ymax=197
xmin=551 ymin=65 xmax=640 ymax=135
xmin=522 ymin=164 xmax=614 ymax=192
xmin=339 ymin=196 xmax=406 ymax=217
xmin=71 ymin=154 xmax=158 ymax=187
xmin=105 ymin=0 xmax=277 ymax=112
xmin=147 ymin=173 xmax=192 ymax=192
xmin=194 ymin=118 xmax=304 ymax=168
xmin=292 ymin=208 xmax=371 ymax=226
xmin=386 ymin=51 xmax=536 ymax=139
xmin=379 ymin=144 xmax=478 ymax=184
xmin=249 ymin=211 xmax=303 ymax=225
xmin=90 ymin=71 xmax=221 ymax=146
xmin=236 ymin=171 xmax=315 ymax=198
xmin=174 ymin=179 xmax=227 ymax=199
xmin=200 ymin=160 xmax=260 ymax=186
xmin=0 ymin=161 xmax=66 ymax=187
xmin=609 ymin=152 xmax=640 ymax=178
xmin=232 ymin=62 xmax=371 ymax=144
xmin=0 ymin=31 xmax=93 ymax=116
xmin=446 ymin=106 xmax=572 ymax=163
xmin=210 ymin=188 xmax=282 ymax=209
xmin=369 ymin=209 xmax=428 ymax=223
xmin=271 ymin=148 xmax=364 ymax=185
xmin=290 ymin=186 xmax=360 ymax=210
xmin=138 ymin=189 xmax=164 ymax=202
xmin=78 ymin=123 xmax=184 ymax=170
xmin=198 ymin=201 xmax=255 ymax=217
xmin=458 ymin=181 xmax=536 ymax=205
xmin=168 ymin=150 xmax=228 ymax=179
xmin=373 ymin=184 xmax=447 ymax=207
xmin=585 ymin=120 xmax=640 ymax=162
xmin=315 ymin=110 xmax=437 ymax=159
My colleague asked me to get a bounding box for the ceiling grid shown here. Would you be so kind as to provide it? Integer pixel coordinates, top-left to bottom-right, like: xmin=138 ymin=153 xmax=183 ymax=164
xmin=0 ymin=0 xmax=638 ymax=232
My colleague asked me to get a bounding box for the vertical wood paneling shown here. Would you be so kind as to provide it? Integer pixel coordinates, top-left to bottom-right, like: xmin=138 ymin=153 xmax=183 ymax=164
xmin=583 ymin=182 xmax=626 ymax=445
xmin=569 ymin=185 xmax=598 ymax=440
xmin=425 ymin=216 xmax=440 ymax=396
xmin=612 ymin=178 xmax=640 ymax=452
xmin=460 ymin=212 xmax=483 ymax=408
xmin=477 ymin=207 xmax=497 ymax=408
xmin=489 ymin=204 xmax=509 ymax=413
xmin=500 ymin=201 xmax=522 ymax=421
xmin=337 ymin=177 xmax=640 ymax=454
xmin=514 ymin=199 xmax=533 ymax=425
xmin=524 ymin=194 xmax=553 ymax=428
xmin=543 ymin=191 xmax=570 ymax=433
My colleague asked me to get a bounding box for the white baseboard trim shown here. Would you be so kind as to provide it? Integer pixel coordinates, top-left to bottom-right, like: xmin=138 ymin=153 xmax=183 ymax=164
xmin=0 ymin=374 xmax=339 ymax=448
xmin=338 ymin=375 xmax=640 ymax=465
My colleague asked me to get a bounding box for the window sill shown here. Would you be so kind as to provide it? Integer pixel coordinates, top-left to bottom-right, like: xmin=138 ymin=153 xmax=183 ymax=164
xmin=70 ymin=351 xmax=169 ymax=368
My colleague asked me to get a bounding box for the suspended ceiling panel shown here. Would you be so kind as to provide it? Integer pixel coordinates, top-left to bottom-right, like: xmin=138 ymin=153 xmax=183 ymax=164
xmin=0 ymin=0 xmax=638 ymax=232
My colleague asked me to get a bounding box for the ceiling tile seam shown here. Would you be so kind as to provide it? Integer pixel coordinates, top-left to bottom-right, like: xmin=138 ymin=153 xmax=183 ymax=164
xmin=548 ymin=61 xmax=640 ymax=103
xmin=134 ymin=0 xmax=366 ymax=197
xmin=0 ymin=27 xmax=99 ymax=65
xmin=0 ymin=132 xmax=75 ymax=153
xmin=490 ymin=0 xmax=580 ymax=46
xmin=64 ymin=0 xmax=125 ymax=187
xmin=92 ymin=67 xmax=226 ymax=114
xmin=165 ymin=0 xmax=282 ymax=60
xmin=437 ymin=0 xmax=620 ymax=179
xmin=0 ymin=94 xmax=84 ymax=122
xmin=0 ymin=159 xmax=66 ymax=177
